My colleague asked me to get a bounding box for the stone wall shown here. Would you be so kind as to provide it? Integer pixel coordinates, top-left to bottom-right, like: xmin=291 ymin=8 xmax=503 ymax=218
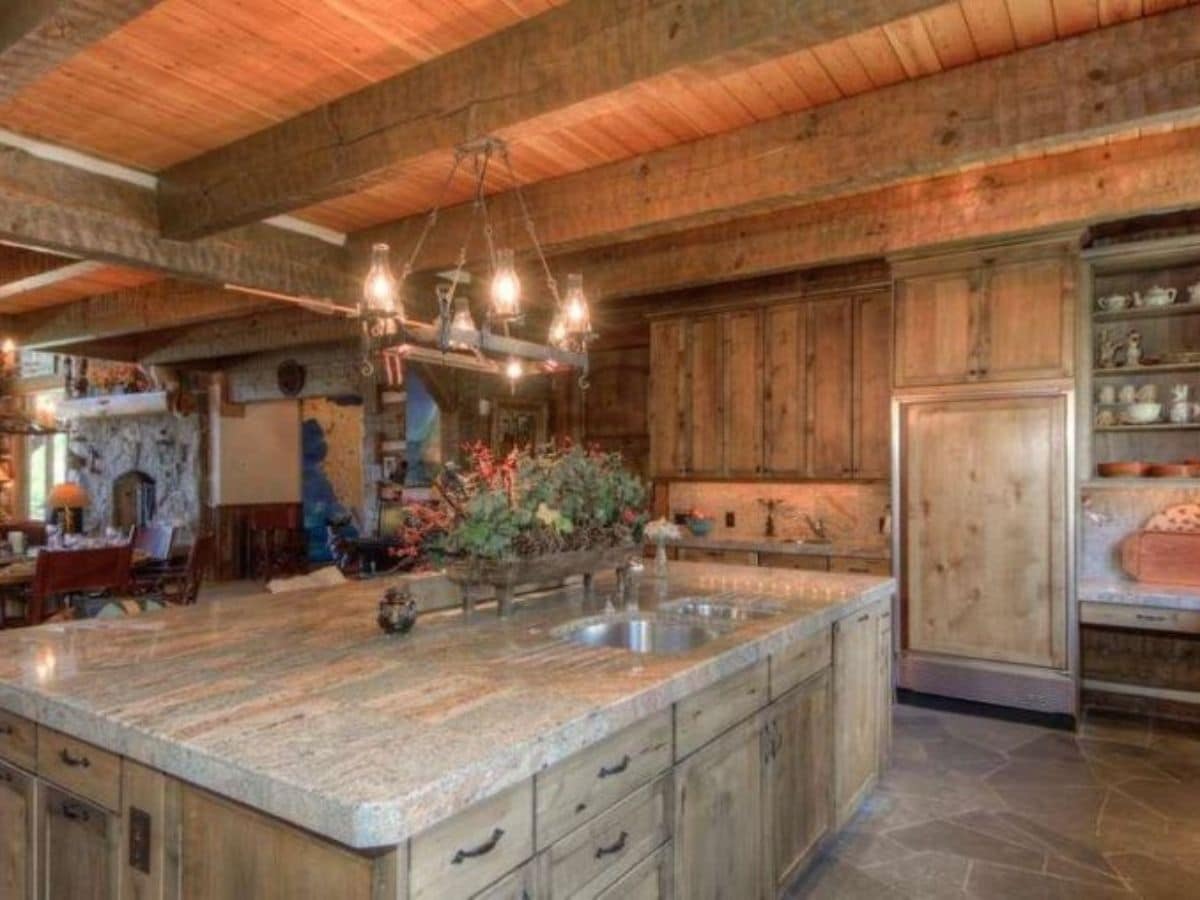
xmin=67 ymin=410 xmax=204 ymax=535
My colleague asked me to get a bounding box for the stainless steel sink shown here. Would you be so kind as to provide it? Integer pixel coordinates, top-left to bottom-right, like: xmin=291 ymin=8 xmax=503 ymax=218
xmin=660 ymin=598 xmax=784 ymax=621
xmin=561 ymin=616 xmax=721 ymax=654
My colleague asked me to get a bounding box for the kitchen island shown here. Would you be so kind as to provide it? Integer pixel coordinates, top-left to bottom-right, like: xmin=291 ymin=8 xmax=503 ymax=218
xmin=0 ymin=562 xmax=894 ymax=899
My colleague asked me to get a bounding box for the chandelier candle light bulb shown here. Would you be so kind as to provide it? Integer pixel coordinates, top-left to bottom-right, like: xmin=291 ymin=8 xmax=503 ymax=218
xmin=491 ymin=248 xmax=522 ymax=319
xmin=363 ymin=243 xmax=400 ymax=317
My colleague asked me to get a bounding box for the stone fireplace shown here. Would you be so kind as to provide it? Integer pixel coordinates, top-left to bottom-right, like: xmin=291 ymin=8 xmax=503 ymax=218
xmin=68 ymin=412 xmax=202 ymax=534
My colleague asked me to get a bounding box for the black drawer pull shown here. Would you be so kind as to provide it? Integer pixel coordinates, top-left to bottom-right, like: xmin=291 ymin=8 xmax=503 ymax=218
xmin=0 ymin=768 xmax=12 ymax=783
xmin=597 ymin=754 xmax=630 ymax=779
xmin=61 ymin=800 xmax=91 ymax=822
xmin=595 ymin=830 xmax=628 ymax=860
xmin=1135 ymin=614 xmax=1167 ymax=622
xmin=0 ymin=723 xmax=12 ymax=735
xmin=857 ymin=613 xmax=870 ymax=623
xmin=452 ymin=827 xmax=504 ymax=865
xmin=59 ymin=748 xmax=91 ymax=768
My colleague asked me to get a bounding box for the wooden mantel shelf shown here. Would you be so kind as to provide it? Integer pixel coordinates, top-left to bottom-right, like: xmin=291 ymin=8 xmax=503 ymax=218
xmin=58 ymin=391 xmax=170 ymax=420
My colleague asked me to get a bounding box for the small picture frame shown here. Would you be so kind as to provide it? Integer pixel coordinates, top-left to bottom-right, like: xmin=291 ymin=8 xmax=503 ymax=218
xmin=491 ymin=401 xmax=548 ymax=455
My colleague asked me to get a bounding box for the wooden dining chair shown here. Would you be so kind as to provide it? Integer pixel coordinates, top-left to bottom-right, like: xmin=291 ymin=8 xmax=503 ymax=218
xmin=133 ymin=524 xmax=175 ymax=562
xmin=155 ymin=534 xmax=214 ymax=606
xmin=27 ymin=545 xmax=134 ymax=625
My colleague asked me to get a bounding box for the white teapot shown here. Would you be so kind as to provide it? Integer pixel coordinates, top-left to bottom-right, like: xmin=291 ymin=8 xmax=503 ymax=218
xmin=1135 ymin=286 xmax=1177 ymax=307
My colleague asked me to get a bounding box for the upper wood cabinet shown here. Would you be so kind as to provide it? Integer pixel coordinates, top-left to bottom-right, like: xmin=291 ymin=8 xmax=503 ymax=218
xmin=893 ymin=243 xmax=1075 ymax=388
xmin=649 ymin=289 xmax=892 ymax=481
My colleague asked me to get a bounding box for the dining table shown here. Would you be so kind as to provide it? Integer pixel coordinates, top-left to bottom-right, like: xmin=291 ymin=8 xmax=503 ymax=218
xmin=0 ymin=546 xmax=151 ymax=588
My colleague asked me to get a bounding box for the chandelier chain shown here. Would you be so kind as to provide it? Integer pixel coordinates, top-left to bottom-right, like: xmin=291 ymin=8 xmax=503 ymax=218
xmin=499 ymin=143 xmax=560 ymax=305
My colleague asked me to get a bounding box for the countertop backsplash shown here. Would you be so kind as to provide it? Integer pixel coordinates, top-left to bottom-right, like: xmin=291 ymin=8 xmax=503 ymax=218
xmin=666 ymin=481 xmax=890 ymax=549
xmin=1081 ymin=484 xmax=1200 ymax=581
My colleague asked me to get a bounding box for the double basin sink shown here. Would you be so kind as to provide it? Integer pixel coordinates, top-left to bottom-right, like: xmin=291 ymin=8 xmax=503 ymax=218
xmin=558 ymin=597 xmax=782 ymax=655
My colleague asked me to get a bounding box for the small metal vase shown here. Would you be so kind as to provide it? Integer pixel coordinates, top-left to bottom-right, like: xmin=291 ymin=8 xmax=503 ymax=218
xmin=377 ymin=587 xmax=417 ymax=635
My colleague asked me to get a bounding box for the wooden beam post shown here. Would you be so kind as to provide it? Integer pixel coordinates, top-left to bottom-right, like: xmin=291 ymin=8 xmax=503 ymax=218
xmin=354 ymin=6 xmax=1200 ymax=271
xmin=0 ymin=142 xmax=358 ymax=302
xmin=137 ymin=308 xmax=359 ymax=366
xmin=0 ymin=1 xmax=163 ymax=102
xmin=562 ymin=126 xmax=1200 ymax=300
xmin=8 ymin=280 xmax=276 ymax=349
xmin=156 ymin=0 xmax=945 ymax=239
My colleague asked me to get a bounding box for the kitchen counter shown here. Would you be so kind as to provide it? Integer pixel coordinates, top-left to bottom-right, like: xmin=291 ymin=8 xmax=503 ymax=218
xmin=1078 ymin=576 xmax=1200 ymax=613
xmin=0 ymin=562 xmax=893 ymax=849
xmin=661 ymin=534 xmax=891 ymax=560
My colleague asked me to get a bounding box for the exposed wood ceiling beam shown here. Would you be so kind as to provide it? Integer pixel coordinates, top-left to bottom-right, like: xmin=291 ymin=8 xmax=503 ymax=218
xmin=137 ymin=308 xmax=358 ymax=366
xmin=0 ymin=142 xmax=357 ymax=302
xmin=0 ymin=258 xmax=105 ymax=303
xmin=355 ymin=5 xmax=1200 ymax=272
xmin=0 ymin=1 xmax=163 ymax=102
xmin=7 ymin=280 xmax=276 ymax=350
xmin=562 ymin=126 xmax=1200 ymax=300
xmin=157 ymin=0 xmax=946 ymax=239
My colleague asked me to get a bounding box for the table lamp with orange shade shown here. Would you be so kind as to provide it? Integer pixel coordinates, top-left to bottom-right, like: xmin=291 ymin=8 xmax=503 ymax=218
xmin=48 ymin=482 xmax=89 ymax=535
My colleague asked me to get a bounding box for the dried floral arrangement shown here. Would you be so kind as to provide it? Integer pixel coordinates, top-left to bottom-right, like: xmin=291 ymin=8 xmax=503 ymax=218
xmin=422 ymin=442 xmax=648 ymax=562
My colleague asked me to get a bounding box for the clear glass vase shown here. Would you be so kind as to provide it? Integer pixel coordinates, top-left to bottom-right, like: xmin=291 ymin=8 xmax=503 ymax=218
xmin=654 ymin=540 xmax=668 ymax=578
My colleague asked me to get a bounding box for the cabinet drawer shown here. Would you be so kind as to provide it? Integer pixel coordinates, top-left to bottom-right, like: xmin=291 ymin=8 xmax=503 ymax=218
xmin=0 ymin=710 xmax=35 ymax=771
xmin=597 ymin=843 xmax=671 ymax=900
xmin=759 ymin=553 xmax=828 ymax=571
xmin=677 ymin=548 xmax=757 ymax=566
xmin=675 ymin=659 xmax=769 ymax=760
xmin=545 ymin=777 xmax=671 ymax=899
xmin=36 ymin=727 xmax=121 ymax=811
xmin=472 ymin=858 xmax=543 ymax=900
xmin=1080 ymin=602 xmax=1200 ymax=634
xmin=410 ymin=780 xmax=533 ymax=900
xmin=536 ymin=709 xmax=672 ymax=848
xmin=771 ymin=628 xmax=832 ymax=699
xmin=829 ymin=557 xmax=890 ymax=576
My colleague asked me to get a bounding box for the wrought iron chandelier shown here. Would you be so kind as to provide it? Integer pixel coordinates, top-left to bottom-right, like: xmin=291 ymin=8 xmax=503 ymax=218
xmin=359 ymin=137 xmax=594 ymax=387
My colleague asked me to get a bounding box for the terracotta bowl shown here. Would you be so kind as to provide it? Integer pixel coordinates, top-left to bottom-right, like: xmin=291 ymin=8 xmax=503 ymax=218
xmin=1097 ymin=461 xmax=1148 ymax=478
xmin=1147 ymin=463 xmax=1195 ymax=478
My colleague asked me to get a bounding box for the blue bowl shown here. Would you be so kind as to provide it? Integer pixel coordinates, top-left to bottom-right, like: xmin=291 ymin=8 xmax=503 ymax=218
xmin=687 ymin=518 xmax=714 ymax=537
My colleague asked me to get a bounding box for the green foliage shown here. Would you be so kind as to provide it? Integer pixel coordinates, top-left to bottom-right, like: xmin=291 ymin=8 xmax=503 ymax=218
xmin=438 ymin=443 xmax=648 ymax=561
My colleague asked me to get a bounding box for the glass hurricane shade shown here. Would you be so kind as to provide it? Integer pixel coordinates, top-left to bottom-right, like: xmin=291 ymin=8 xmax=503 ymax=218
xmin=363 ymin=243 xmax=401 ymax=317
xmin=49 ymin=482 xmax=89 ymax=509
xmin=547 ymin=310 xmax=568 ymax=347
xmin=490 ymin=248 xmax=521 ymax=319
xmin=450 ymin=296 xmax=478 ymax=342
xmin=563 ymin=273 xmax=590 ymax=335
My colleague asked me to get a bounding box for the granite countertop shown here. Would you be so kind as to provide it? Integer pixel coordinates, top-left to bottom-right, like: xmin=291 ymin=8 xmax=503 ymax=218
xmin=1078 ymin=576 xmax=1200 ymax=612
xmin=0 ymin=562 xmax=893 ymax=849
xmin=661 ymin=534 xmax=891 ymax=560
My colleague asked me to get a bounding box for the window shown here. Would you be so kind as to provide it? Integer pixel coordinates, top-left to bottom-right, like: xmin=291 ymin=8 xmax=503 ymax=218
xmin=26 ymin=391 xmax=67 ymax=521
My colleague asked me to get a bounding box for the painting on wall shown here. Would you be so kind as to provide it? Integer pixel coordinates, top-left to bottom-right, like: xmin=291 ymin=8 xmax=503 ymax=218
xmin=301 ymin=398 xmax=363 ymax=562
xmin=405 ymin=371 xmax=442 ymax=487
xmin=492 ymin=401 xmax=547 ymax=455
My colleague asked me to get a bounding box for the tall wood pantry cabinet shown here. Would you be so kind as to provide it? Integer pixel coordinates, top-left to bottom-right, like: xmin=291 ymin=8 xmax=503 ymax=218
xmin=892 ymin=235 xmax=1076 ymax=714
xmin=648 ymin=290 xmax=891 ymax=481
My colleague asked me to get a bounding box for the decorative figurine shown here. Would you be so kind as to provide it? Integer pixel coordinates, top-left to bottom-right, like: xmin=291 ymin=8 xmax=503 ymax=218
xmin=1124 ymin=329 xmax=1143 ymax=367
xmin=1097 ymin=327 xmax=1120 ymax=369
xmin=377 ymin=586 xmax=417 ymax=635
xmin=644 ymin=518 xmax=682 ymax=578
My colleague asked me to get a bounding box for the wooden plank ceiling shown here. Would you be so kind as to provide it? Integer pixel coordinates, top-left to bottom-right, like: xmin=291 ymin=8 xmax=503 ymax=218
xmin=0 ymin=0 xmax=1192 ymax=237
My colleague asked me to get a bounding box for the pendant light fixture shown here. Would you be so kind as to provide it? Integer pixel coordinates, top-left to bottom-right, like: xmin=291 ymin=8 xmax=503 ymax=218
xmin=357 ymin=137 xmax=593 ymax=385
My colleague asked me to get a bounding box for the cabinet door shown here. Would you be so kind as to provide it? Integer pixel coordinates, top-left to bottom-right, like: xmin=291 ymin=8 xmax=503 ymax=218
xmin=0 ymin=761 xmax=34 ymax=900
xmin=674 ymin=713 xmax=765 ymax=900
xmin=893 ymin=270 xmax=979 ymax=387
xmin=833 ymin=607 xmax=880 ymax=827
xmin=763 ymin=305 xmax=806 ymax=477
xmin=764 ymin=670 xmax=833 ymax=894
xmin=979 ymin=256 xmax=1073 ymax=382
xmin=853 ymin=292 xmax=892 ymax=479
xmin=877 ymin=606 xmax=894 ymax=774
xmin=725 ymin=310 xmax=764 ymax=477
xmin=649 ymin=320 xmax=689 ymax=478
xmin=902 ymin=394 xmax=1067 ymax=668
xmin=689 ymin=315 xmax=725 ymax=477
xmin=38 ymin=785 xmax=119 ymax=900
xmin=807 ymin=297 xmax=854 ymax=478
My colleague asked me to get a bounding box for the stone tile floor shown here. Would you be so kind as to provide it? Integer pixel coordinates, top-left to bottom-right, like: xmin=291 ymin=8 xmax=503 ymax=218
xmin=788 ymin=703 xmax=1200 ymax=899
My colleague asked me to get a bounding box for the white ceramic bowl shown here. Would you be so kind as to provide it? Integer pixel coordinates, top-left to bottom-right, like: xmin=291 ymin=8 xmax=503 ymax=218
xmin=1122 ymin=402 xmax=1163 ymax=425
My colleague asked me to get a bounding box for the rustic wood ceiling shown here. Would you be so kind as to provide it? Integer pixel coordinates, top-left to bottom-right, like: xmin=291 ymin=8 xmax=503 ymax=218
xmin=0 ymin=0 xmax=1191 ymax=236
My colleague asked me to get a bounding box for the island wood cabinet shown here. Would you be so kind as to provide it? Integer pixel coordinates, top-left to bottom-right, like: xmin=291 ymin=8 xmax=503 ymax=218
xmin=893 ymin=241 xmax=1075 ymax=388
xmin=649 ymin=291 xmax=892 ymax=481
xmin=0 ymin=597 xmax=893 ymax=900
